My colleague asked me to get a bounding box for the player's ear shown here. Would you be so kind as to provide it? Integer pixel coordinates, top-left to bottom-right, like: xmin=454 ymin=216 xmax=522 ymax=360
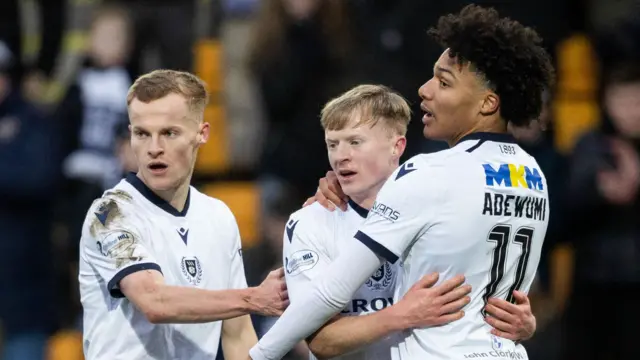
xmin=198 ymin=122 xmax=210 ymax=146
xmin=392 ymin=135 xmax=406 ymax=159
xmin=480 ymin=92 xmax=500 ymax=116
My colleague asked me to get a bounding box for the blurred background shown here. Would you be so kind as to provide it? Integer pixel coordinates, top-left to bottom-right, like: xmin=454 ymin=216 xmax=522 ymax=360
xmin=0 ymin=0 xmax=639 ymax=359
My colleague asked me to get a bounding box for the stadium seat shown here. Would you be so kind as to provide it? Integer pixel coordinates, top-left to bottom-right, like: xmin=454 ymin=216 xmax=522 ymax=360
xmin=552 ymin=34 xmax=600 ymax=154
xmin=194 ymin=39 xmax=230 ymax=174
xmin=201 ymin=181 xmax=259 ymax=248
xmin=47 ymin=330 xmax=83 ymax=360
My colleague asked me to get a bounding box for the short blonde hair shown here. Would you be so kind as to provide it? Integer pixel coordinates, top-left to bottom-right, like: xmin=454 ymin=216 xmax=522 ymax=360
xmin=320 ymin=84 xmax=411 ymax=136
xmin=127 ymin=70 xmax=209 ymax=121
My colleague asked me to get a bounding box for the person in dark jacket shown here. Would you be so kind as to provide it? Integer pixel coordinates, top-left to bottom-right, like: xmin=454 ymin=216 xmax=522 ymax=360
xmin=562 ymin=48 xmax=640 ymax=360
xmin=0 ymin=41 xmax=62 ymax=360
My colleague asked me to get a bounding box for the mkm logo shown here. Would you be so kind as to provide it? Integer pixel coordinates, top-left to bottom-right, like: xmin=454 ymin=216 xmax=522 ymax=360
xmin=482 ymin=163 xmax=543 ymax=190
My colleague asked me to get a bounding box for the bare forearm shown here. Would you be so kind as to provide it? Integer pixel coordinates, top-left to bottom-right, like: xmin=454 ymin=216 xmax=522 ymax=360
xmin=222 ymin=316 xmax=259 ymax=360
xmin=308 ymin=308 xmax=402 ymax=359
xmin=149 ymin=285 xmax=257 ymax=323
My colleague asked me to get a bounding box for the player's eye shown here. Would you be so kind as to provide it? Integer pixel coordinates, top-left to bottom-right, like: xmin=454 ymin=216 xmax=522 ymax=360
xmin=165 ymin=130 xmax=178 ymax=137
xmin=133 ymin=130 xmax=148 ymax=138
xmin=350 ymin=140 xmax=361 ymax=146
xmin=327 ymin=143 xmax=337 ymax=150
xmin=439 ymin=80 xmax=449 ymax=88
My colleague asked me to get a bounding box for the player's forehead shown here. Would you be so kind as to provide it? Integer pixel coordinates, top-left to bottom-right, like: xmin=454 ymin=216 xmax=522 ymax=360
xmin=433 ymin=49 xmax=458 ymax=74
xmin=434 ymin=48 xmax=484 ymax=87
xmin=325 ymin=113 xmax=389 ymax=140
xmin=128 ymin=93 xmax=193 ymax=129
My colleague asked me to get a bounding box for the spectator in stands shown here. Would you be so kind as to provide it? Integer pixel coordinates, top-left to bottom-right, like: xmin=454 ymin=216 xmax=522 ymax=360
xmin=0 ymin=40 xmax=62 ymax=360
xmin=104 ymin=0 xmax=196 ymax=79
xmin=248 ymin=0 xmax=357 ymax=204
xmin=0 ymin=0 xmax=66 ymax=102
xmin=563 ymin=21 xmax=640 ymax=357
xmin=54 ymin=4 xmax=134 ymax=292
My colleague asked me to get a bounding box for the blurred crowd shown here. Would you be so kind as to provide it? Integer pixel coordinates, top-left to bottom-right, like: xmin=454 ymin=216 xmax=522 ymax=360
xmin=0 ymin=0 xmax=639 ymax=359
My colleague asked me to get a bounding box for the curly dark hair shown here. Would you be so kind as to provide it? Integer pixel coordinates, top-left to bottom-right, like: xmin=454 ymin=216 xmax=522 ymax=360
xmin=428 ymin=5 xmax=555 ymax=127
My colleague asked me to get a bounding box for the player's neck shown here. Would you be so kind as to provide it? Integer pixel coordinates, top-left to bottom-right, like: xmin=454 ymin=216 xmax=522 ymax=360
xmin=136 ymin=173 xmax=192 ymax=212
xmin=349 ymin=193 xmax=376 ymax=211
xmin=448 ymin=121 xmax=507 ymax=147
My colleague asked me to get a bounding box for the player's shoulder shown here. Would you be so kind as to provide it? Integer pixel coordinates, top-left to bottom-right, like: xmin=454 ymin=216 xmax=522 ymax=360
xmin=388 ymin=152 xmax=456 ymax=188
xmin=190 ymin=186 xmax=236 ymax=222
xmin=284 ymin=203 xmax=334 ymax=243
xmin=81 ymin=181 xmax=142 ymax=247
xmin=85 ymin=182 xmax=138 ymax=228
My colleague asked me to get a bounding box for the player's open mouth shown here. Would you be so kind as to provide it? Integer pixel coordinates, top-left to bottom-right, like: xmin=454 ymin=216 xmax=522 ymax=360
xmin=338 ymin=170 xmax=357 ymax=180
xmin=421 ymin=103 xmax=435 ymax=123
xmin=148 ymin=162 xmax=168 ymax=174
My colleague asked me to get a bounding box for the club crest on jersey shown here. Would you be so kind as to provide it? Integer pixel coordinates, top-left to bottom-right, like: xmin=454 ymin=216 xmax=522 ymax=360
xmin=180 ymin=256 xmax=203 ymax=285
xmin=365 ymin=262 xmax=394 ymax=291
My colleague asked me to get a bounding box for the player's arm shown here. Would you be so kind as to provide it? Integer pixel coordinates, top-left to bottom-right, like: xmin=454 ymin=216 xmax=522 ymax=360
xmin=220 ymin=217 xmax=259 ymax=360
xmin=249 ymin=159 xmax=435 ymax=360
xmin=119 ymin=270 xmax=277 ymax=323
xmin=221 ymin=315 xmax=259 ymax=360
xmin=84 ymin=203 xmax=287 ymax=325
xmin=306 ymin=272 xmax=470 ymax=359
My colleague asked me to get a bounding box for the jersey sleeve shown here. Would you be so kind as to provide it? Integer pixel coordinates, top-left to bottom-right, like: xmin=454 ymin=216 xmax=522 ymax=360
xmin=354 ymin=158 xmax=442 ymax=264
xmin=80 ymin=198 xmax=161 ymax=298
xmin=227 ymin=212 xmax=249 ymax=290
xmin=282 ymin=214 xmax=332 ymax=301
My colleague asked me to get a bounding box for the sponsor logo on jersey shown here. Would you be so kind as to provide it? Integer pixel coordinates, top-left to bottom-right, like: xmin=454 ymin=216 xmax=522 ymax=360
xmin=97 ymin=232 xmax=133 ymax=257
xmin=462 ymin=335 xmax=527 ymax=359
xmin=365 ymin=262 xmax=394 ymax=291
xmin=371 ymin=201 xmax=400 ymax=222
xmin=285 ymin=250 xmax=318 ymax=276
xmin=483 ymin=163 xmax=543 ymax=191
xmin=181 ymin=256 xmax=203 ymax=285
xmin=341 ymin=297 xmax=394 ymax=314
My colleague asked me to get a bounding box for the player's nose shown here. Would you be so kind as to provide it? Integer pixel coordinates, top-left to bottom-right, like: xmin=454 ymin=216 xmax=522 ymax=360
xmin=418 ymin=79 xmax=434 ymax=100
xmin=147 ymin=136 xmax=164 ymax=157
xmin=335 ymin=143 xmax=352 ymax=162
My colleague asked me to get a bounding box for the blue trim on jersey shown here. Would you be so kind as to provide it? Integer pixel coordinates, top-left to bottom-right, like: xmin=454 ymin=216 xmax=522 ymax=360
xmin=348 ymin=199 xmax=369 ymax=219
xmin=354 ymin=231 xmax=399 ymax=264
xmin=458 ymin=132 xmax=517 ymax=145
xmin=126 ymin=172 xmax=190 ymax=217
xmin=108 ymin=262 xmax=163 ymax=298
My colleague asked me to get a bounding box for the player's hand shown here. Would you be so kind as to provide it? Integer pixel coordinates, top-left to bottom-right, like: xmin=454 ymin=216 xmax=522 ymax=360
xmin=392 ymin=273 xmax=471 ymax=329
xmin=303 ymin=171 xmax=348 ymax=211
xmin=597 ymin=138 xmax=640 ymax=205
xmin=252 ymin=268 xmax=289 ymax=317
xmin=484 ymin=290 xmax=536 ymax=341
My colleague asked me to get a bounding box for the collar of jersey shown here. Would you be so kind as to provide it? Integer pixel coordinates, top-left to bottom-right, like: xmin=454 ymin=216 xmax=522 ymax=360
xmin=125 ymin=172 xmax=190 ymax=217
xmin=456 ymin=131 xmax=517 ymax=145
xmin=347 ymin=199 xmax=369 ymax=219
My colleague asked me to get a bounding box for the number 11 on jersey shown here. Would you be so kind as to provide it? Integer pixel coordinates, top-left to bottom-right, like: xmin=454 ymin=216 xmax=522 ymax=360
xmin=481 ymin=224 xmax=534 ymax=316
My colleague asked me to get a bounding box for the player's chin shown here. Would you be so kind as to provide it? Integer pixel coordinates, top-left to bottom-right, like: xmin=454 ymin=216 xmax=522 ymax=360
xmin=340 ymin=181 xmax=361 ymax=198
xmin=143 ymin=170 xmax=176 ymax=191
xmin=422 ymin=123 xmax=448 ymax=141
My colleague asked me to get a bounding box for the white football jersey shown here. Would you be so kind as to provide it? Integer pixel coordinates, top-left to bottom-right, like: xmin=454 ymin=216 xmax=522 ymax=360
xmin=355 ymin=133 xmax=549 ymax=360
xmin=79 ymin=173 xmax=247 ymax=360
xmin=284 ymin=201 xmax=402 ymax=360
